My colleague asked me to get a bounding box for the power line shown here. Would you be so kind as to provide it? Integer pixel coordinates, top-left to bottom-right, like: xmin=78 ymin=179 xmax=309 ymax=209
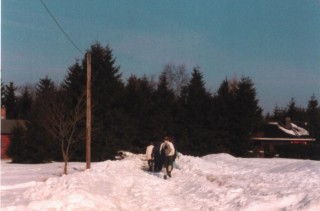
xmin=40 ymin=0 xmax=111 ymax=81
xmin=40 ymin=0 xmax=84 ymax=55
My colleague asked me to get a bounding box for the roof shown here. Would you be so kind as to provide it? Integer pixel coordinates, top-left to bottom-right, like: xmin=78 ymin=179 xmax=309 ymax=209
xmin=251 ymin=122 xmax=316 ymax=142
xmin=1 ymin=119 xmax=27 ymax=134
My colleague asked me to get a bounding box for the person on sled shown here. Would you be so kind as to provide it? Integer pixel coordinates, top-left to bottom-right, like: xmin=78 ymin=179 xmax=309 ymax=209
xmin=145 ymin=142 xmax=154 ymax=171
xmin=160 ymin=136 xmax=175 ymax=179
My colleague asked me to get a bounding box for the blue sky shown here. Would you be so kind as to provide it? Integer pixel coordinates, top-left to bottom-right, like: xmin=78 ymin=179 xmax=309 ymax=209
xmin=2 ymin=0 xmax=320 ymax=114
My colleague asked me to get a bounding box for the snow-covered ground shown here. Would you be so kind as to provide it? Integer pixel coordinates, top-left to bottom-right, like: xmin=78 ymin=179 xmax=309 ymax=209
xmin=1 ymin=153 xmax=320 ymax=211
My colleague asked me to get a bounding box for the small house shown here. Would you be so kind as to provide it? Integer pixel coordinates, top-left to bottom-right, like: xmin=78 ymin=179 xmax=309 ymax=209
xmin=250 ymin=117 xmax=315 ymax=158
xmin=1 ymin=107 xmax=26 ymax=159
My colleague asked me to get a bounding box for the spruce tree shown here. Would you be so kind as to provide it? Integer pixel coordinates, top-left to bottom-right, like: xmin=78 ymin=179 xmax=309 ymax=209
xmin=307 ymin=95 xmax=320 ymax=141
xmin=178 ymin=68 xmax=213 ymax=155
xmin=34 ymin=76 xmax=56 ymax=124
xmin=307 ymin=95 xmax=320 ymax=159
xmin=7 ymin=77 xmax=57 ymax=163
xmin=123 ymin=75 xmax=155 ymax=152
xmin=7 ymin=122 xmax=53 ymax=163
xmin=6 ymin=124 xmax=28 ymax=163
xmin=215 ymin=77 xmax=262 ymax=156
xmin=32 ymin=77 xmax=58 ymax=161
xmin=3 ymin=82 xmax=17 ymax=119
xmin=62 ymin=60 xmax=86 ymax=100
xmin=87 ymin=42 xmax=125 ymax=160
xmin=61 ymin=42 xmax=126 ymax=160
xmin=233 ymin=76 xmax=262 ymax=156
xmin=285 ymin=98 xmax=307 ymax=122
xmin=214 ymin=79 xmax=235 ymax=154
xmin=1 ymin=80 xmax=5 ymax=104
xmin=16 ymin=86 xmax=33 ymax=120
xmin=152 ymin=72 xmax=175 ymax=138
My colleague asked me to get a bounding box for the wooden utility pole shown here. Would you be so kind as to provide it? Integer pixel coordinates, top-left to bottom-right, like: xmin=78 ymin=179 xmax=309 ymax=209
xmin=86 ymin=52 xmax=91 ymax=169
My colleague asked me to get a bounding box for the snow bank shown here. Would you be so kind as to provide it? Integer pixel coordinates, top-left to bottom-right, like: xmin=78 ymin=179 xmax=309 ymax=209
xmin=1 ymin=153 xmax=320 ymax=211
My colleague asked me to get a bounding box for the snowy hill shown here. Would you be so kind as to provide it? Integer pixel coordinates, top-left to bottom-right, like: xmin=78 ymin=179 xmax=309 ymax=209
xmin=1 ymin=153 xmax=320 ymax=211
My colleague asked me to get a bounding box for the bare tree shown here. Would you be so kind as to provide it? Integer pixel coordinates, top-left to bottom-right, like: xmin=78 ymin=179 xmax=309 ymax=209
xmin=42 ymin=89 xmax=86 ymax=174
xmin=163 ymin=62 xmax=189 ymax=96
xmin=228 ymin=75 xmax=239 ymax=93
xmin=17 ymin=83 xmax=37 ymax=99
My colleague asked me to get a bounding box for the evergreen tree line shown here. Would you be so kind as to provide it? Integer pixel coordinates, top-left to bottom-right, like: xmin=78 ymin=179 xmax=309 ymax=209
xmin=2 ymin=42 xmax=320 ymax=163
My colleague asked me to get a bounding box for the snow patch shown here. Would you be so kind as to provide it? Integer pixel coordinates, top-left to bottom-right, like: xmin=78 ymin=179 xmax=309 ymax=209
xmin=2 ymin=154 xmax=320 ymax=210
xmin=276 ymin=122 xmax=309 ymax=137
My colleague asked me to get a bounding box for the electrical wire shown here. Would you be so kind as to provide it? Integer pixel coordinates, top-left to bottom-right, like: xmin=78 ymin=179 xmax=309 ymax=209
xmin=40 ymin=0 xmax=118 ymax=82
xmin=40 ymin=0 xmax=84 ymax=55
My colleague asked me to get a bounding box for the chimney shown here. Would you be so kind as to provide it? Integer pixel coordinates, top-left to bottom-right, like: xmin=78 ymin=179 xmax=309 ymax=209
xmin=1 ymin=106 xmax=6 ymax=119
xmin=285 ymin=117 xmax=292 ymax=129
